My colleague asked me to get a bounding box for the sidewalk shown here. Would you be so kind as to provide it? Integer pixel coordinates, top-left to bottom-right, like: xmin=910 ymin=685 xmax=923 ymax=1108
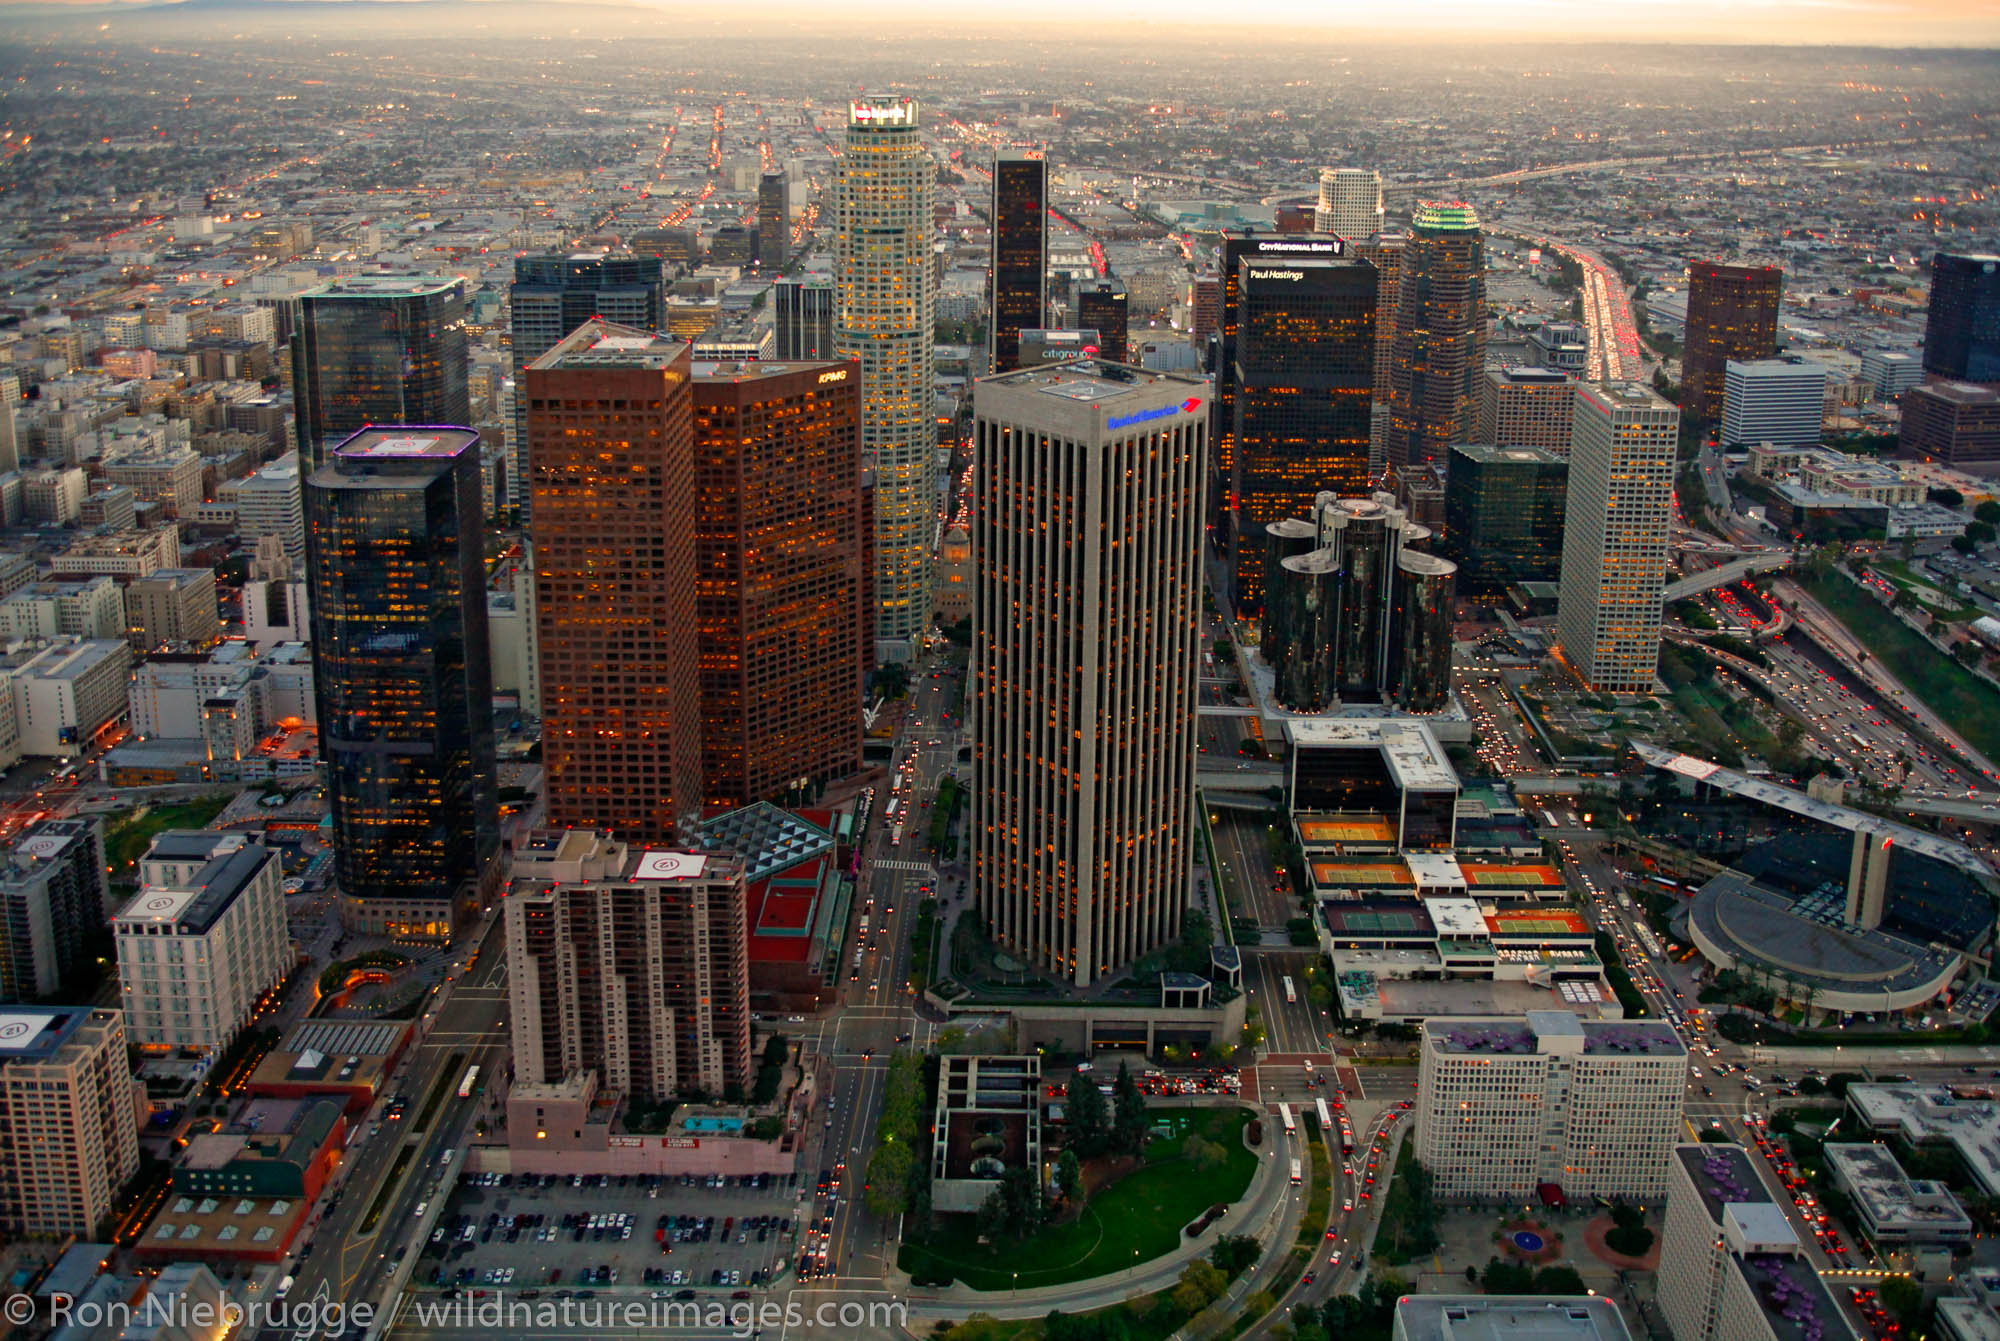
xmin=902 ymin=1111 xmax=1300 ymax=1323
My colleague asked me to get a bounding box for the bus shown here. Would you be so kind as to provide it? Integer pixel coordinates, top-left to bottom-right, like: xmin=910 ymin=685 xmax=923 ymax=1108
xmin=859 ymin=916 xmax=870 ymax=940
xmin=1315 ymin=1096 xmax=1332 ymax=1132
xmin=1283 ymin=976 xmax=1297 ymax=1005
xmin=1289 ymin=1159 xmax=1303 ymax=1187
xmin=891 ymin=822 xmax=904 ymax=847
xmin=457 ymin=1065 xmax=481 ymax=1099
xmin=1278 ymin=1103 xmax=1297 ymax=1136
xmin=1849 ymin=732 xmax=1870 ymax=754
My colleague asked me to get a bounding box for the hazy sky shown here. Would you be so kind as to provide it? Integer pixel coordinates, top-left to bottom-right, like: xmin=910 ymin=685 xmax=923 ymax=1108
xmin=14 ymin=0 xmax=2000 ymax=47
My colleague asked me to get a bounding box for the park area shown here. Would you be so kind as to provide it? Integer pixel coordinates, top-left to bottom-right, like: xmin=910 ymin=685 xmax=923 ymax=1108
xmin=898 ymin=1106 xmax=1257 ymax=1291
xmin=104 ymin=794 xmax=234 ymax=891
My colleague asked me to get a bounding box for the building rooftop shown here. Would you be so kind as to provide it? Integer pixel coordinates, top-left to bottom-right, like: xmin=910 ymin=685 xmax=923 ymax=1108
xmin=0 ymin=1006 xmax=99 ymax=1062
xmin=980 ymin=358 xmax=1207 ymax=404
xmin=1413 ymin=200 xmax=1481 ymax=231
xmin=1426 ymin=1012 xmax=1684 ymax=1058
xmin=1455 ymin=443 xmax=1568 ymax=466
xmin=1824 ymin=1142 xmax=1974 ymax=1235
xmin=1846 ymin=1085 xmax=2000 ymax=1197
xmin=303 ymin=274 xmax=463 ymax=299
xmin=1394 ymin=1296 xmax=1633 ymax=1341
xmin=698 ymin=801 xmax=836 ymax=885
xmin=1491 ymin=366 xmax=1574 ymax=386
xmin=529 ymin=318 xmax=687 ymax=371
xmin=332 ymin=425 xmax=479 ymax=460
xmin=116 ymin=842 xmax=273 ymax=936
xmin=1289 ymin=717 xmax=1459 ymax=793
xmin=1676 ymin=1143 xmax=1775 ymax=1227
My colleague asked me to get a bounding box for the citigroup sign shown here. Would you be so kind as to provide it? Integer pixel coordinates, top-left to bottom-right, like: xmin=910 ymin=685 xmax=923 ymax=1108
xmin=1107 ymin=397 xmax=1204 ymax=430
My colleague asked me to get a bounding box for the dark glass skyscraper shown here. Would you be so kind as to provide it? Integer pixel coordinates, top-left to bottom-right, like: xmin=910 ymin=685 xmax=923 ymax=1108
xmin=1444 ymin=444 xmax=1569 ymax=594
xmin=1922 ymin=252 xmax=2000 ymax=384
xmin=291 ymin=276 xmax=470 ymax=472
xmin=989 ymin=151 xmax=1048 ymax=373
xmin=1076 ymin=278 xmax=1129 ymax=364
xmin=775 ymin=277 xmax=836 ymax=360
xmin=1229 ymin=254 xmax=1377 ymax=614
xmin=508 ymin=252 xmax=669 ymax=514
xmin=306 ymin=426 xmax=498 ymax=941
xmin=758 ymin=172 xmax=792 ymax=268
xmin=1681 ymin=261 xmax=1783 ymax=422
xmin=1385 ymin=203 xmax=1486 ymax=473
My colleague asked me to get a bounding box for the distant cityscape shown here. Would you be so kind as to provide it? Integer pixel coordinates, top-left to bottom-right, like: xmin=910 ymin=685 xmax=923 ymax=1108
xmin=1 ymin=19 xmax=1999 ymax=1341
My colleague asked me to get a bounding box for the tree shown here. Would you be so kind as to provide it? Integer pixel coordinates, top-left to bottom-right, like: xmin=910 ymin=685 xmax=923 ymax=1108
xmin=1066 ymin=1074 xmax=1111 ymax=1158
xmin=1969 ymin=521 xmax=1997 ymax=546
xmin=1978 ymin=500 xmax=2000 ymax=526
xmin=1535 ymin=1266 xmax=1589 ymax=1295
xmin=1112 ymin=1063 xmax=1150 ymax=1155
xmin=1210 ymin=1233 xmax=1259 ymax=1275
xmin=1170 ymin=1259 xmax=1227 ymax=1314
xmin=1878 ymin=1274 xmax=1925 ymax=1333
xmin=1181 ymin=1134 xmax=1225 ymax=1170
xmin=864 ymin=1140 xmax=914 ymax=1217
xmin=979 ymin=1165 xmax=1046 ymax=1238
xmin=1056 ymin=1149 xmax=1083 ymax=1204
xmin=1953 ymin=535 xmax=1977 ymax=555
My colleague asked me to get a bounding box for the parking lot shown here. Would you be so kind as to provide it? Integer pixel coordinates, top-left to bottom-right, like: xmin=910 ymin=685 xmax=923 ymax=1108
xmin=420 ymin=1170 xmax=804 ymax=1296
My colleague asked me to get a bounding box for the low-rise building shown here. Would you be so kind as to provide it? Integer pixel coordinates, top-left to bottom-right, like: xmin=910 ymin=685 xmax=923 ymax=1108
xmin=124 ymin=568 xmax=221 ymax=650
xmin=931 ymin=1055 xmax=1042 ymax=1213
xmin=6 ymin=638 xmax=133 ymax=758
xmin=0 ymin=578 xmax=126 ymax=643
xmin=103 ymin=442 xmax=204 ymax=519
xmin=1393 ymin=1297 xmax=1633 ymax=1341
xmin=243 ymin=1019 xmax=409 ymax=1115
xmin=1823 ymin=1141 xmax=1974 ymax=1252
xmin=50 ymin=526 xmax=180 ymax=581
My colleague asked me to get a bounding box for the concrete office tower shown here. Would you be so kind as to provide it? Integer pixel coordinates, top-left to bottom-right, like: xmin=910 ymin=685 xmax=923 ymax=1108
xmin=114 ymin=832 xmax=288 ymax=1054
xmin=1313 ymin=167 xmax=1384 ymax=243
xmin=1659 ymin=1143 xmax=1860 ymax=1341
xmin=291 ymin=275 xmax=470 ymax=472
xmin=506 ymin=833 xmax=750 ymax=1099
xmin=1416 ymin=1011 xmax=1687 ymax=1201
xmin=989 ymin=151 xmax=1049 ymax=374
xmin=692 ymin=360 xmax=866 ymax=806
xmin=970 ymin=362 xmax=1207 ymax=987
xmin=757 ymin=171 xmax=792 ymax=268
xmin=1229 ymin=254 xmax=1378 ymax=614
xmin=526 ymin=321 xmax=702 ymax=845
xmin=0 ymin=819 xmax=108 ymax=1003
xmin=1076 ymin=279 xmax=1129 ymax=364
xmin=1477 ymin=366 xmax=1575 ymax=455
xmin=1211 ymin=231 xmax=1351 ymax=533
xmin=1444 ymin=444 xmax=1569 ymax=593
xmin=1922 ymin=253 xmax=2000 ymax=385
xmin=835 ymin=97 xmax=937 ymax=663
xmin=508 ymin=253 xmax=668 ymax=516
xmin=1386 ymin=202 xmax=1486 ymax=472
xmin=1721 ymin=356 xmax=1827 ymax=448
xmin=306 ymin=427 xmax=499 ymax=942
xmin=1681 ymin=261 xmax=1783 ymax=423
xmin=0 ymin=1006 xmax=140 ymax=1237
xmin=1555 ymin=383 xmax=1679 ymax=694
xmin=775 ymin=277 xmax=836 ymax=361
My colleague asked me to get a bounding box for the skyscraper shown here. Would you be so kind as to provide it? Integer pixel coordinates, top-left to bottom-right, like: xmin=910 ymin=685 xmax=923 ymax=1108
xmin=1921 ymin=252 xmax=2000 ymax=384
xmin=774 ymin=276 xmax=836 ymax=360
xmin=1210 ymin=231 xmax=1350 ymax=536
xmin=1555 ymin=383 xmax=1678 ymax=694
xmin=1386 ymin=202 xmax=1486 ymax=472
xmin=508 ymin=253 xmax=668 ymax=515
xmin=1313 ymin=167 xmax=1384 ymax=243
xmin=306 ymin=426 xmax=499 ymax=941
xmin=0 ymin=1007 xmax=140 ymax=1237
xmin=693 ymin=359 xmax=866 ymax=806
xmin=1444 ymin=444 xmax=1569 ymax=593
xmin=835 ymin=97 xmax=937 ymax=662
xmin=1229 ymin=254 xmax=1377 ymax=613
xmin=989 ymin=151 xmax=1049 ymax=374
xmin=0 ymin=819 xmax=108 ymax=1003
xmin=1076 ymin=278 xmax=1129 ymax=364
xmin=291 ymin=276 xmax=470 ymax=473
xmin=507 ymin=833 xmax=750 ymax=1099
xmin=1354 ymin=232 xmax=1406 ymax=469
xmin=757 ymin=171 xmax=792 ymax=269
xmin=970 ymin=362 xmax=1207 ymax=987
xmin=1477 ymin=366 xmax=1575 ymax=455
xmin=526 ymin=321 xmax=703 ymax=846
xmin=1721 ymin=356 xmax=1826 ymax=448
xmin=1680 ymin=261 xmax=1783 ymax=423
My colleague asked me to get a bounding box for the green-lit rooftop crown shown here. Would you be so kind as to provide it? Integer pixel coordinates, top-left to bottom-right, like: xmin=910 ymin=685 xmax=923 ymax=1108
xmin=1413 ymin=201 xmax=1481 ymax=232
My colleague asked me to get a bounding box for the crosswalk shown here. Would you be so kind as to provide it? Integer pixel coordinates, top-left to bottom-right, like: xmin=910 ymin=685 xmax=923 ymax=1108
xmin=869 ymin=860 xmax=934 ymax=875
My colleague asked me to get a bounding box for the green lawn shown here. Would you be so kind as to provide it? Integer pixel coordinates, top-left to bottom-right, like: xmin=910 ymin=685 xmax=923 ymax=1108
xmin=899 ymin=1106 xmax=1258 ymax=1291
xmin=1870 ymin=560 xmax=1979 ymax=620
xmin=1805 ymin=572 xmax=2000 ymax=762
xmin=104 ymin=795 xmax=235 ymax=888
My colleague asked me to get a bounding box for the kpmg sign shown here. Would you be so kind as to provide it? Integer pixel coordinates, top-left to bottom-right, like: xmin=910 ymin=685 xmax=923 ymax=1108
xmin=1107 ymin=396 xmax=1204 ymax=430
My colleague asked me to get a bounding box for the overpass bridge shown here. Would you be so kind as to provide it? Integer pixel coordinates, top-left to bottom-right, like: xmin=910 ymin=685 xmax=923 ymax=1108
xmin=1662 ymin=551 xmax=1791 ymax=601
xmin=1198 ymin=762 xmax=1284 ymax=792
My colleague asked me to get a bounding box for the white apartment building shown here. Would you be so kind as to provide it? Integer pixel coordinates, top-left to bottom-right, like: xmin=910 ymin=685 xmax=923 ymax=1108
xmin=0 ymin=1006 xmax=140 ymax=1237
xmin=23 ymin=467 xmax=88 ymax=526
xmin=115 ymin=832 xmax=289 ymax=1054
xmin=50 ymin=525 xmax=181 ymax=581
xmin=1721 ymin=357 xmax=1827 ymax=449
xmin=130 ymin=641 xmax=314 ymax=741
xmin=1415 ymin=1010 xmax=1687 ymax=1200
xmin=1555 ymin=382 xmax=1677 ymax=694
xmin=1658 ymin=1143 xmax=1859 ymax=1341
xmin=0 ymin=578 xmax=125 ymax=643
xmin=217 ymin=453 xmax=305 ymax=565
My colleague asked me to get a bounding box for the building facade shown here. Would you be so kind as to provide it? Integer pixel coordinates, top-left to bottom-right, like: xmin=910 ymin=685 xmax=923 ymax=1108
xmin=1415 ymin=1011 xmax=1686 ymax=1200
xmin=1477 ymin=366 xmax=1575 ymax=455
xmin=114 ymin=832 xmax=289 ymax=1054
xmin=835 ymin=97 xmax=937 ymax=662
xmin=1555 ymin=383 xmax=1678 ymax=694
xmin=692 ymin=361 xmax=866 ymax=806
xmin=124 ymin=568 xmax=221 ymax=651
xmin=774 ymin=277 xmax=836 ymax=361
xmin=0 ymin=1006 xmax=140 ymax=1238
xmin=1681 ymin=262 xmax=1783 ymax=424
xmin=306 ymin=426 xmax=499 ymax=940
xmin=291 ymin=276 xmax=470 ymax=472
xmin=1075 ymin=279 xmax=1129 ymax=364
xmin=1922 ymin=252 xmax=2000 ymax=385
xmin=1444 ymin=445 xmax=1569 ymax=594
xmin=1386 ymin=202 xmax=1487 ymax=472
xmin=1313 ymin=167 xmax=1384 ymax=243
xmin=0 ymin=818 xmax=108 ymax=1003
xmin=1901 ymin=381 xmax=2000 ymax=467
xmin=506 ymin=834 xmax=750 ymax=1100
xmin=1228 ymin=254 xmax=1378 ymax=613
xmin=971 ymin=363 xmax=1207 ymax=986
xmin=757 ymin=172 xmax=791 ymax=268
xmin=527 ymin=321 xmax=703 ymax=846
xmin=1721 ymin=357 xmax=1826 ymax=448
xmin=989 ymin=151 xmax=1049 ymax=375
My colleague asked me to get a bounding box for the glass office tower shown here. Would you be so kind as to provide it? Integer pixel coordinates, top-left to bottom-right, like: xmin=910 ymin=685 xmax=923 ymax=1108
xmin=291 ymin=276 xmax=470 ymax=473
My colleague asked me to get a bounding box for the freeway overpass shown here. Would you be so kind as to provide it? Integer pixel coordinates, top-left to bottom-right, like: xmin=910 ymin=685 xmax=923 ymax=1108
xmin=1199 ymin=762 xmax=1284 ymax=792
xmin=1662 ymin=551 xmax=1791 ymax=600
